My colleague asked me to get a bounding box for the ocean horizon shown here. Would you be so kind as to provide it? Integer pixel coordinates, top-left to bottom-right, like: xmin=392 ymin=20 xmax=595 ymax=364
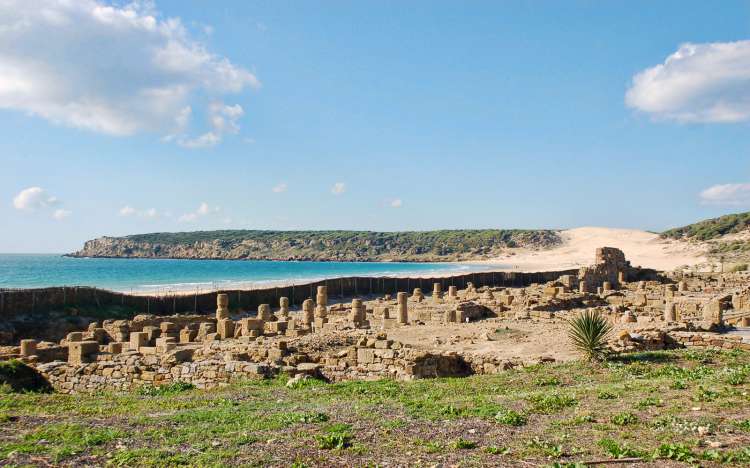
xmin=0 ymin=253 xmax=492 ymax=294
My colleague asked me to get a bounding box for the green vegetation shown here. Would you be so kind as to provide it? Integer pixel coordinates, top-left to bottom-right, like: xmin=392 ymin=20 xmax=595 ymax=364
xmin=662 ymin=211 xmax=750 ymax=240
xmin=1 ymin=349 xmax=749 ymax=465
xmin=74 ymin=229 xmax=562 ymax=261
xmin=567 ymin=310 xmax=612 ymax=362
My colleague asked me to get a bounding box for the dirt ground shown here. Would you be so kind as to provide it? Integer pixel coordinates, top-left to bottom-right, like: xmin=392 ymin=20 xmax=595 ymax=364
xmin=387 ymin=318 xmax=580 ymax=363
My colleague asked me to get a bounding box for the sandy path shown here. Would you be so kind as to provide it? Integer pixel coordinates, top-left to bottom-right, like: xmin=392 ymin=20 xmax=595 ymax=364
xmin=480 ymin=226 xmax=707 ymax=272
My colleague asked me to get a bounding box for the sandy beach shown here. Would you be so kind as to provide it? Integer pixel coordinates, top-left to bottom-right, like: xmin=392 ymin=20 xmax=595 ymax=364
xmin=479 ymin=226 xmax=708 ymax=272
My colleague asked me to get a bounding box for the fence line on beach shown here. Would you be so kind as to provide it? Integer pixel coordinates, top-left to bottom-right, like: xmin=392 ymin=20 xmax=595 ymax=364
xmin=0 ymin=269 xmax=586 ymax=318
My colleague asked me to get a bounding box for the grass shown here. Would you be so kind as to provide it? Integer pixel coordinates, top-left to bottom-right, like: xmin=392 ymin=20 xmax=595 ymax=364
xmin=0 ymin=349 xmax=749 ymax=466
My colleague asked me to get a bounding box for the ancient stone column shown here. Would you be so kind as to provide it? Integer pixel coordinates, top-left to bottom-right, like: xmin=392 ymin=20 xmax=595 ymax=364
xmin=20 ymin=339 xmax=36 ymax=357
xmin=350 ymin=298 xmax=365 ymax=326
xmin=302 ymin=299 xmax=314 ymax=325
xmin=397 ymin=292 xmax=408 ymax=324
xmin=433 ymin=283 xmax=443 ymax=301
xmin=579 ymin=281 xmax=587 ymax=293
xmin=412 ymin=288 xmax=424 ymax=302
xmin=316 ymin=286 xmax=328 ymax=307
xmin=216 ymin=293 xmax=230 ymax=320
xmin=602 ymin=281 xmax=612 ymax=292
xmin=258 ymin=304 xmax=272 ymax=321
xmin=678 ymin=280 xmax=687 ymax=292
xmin=617 ymin=271 xmax=626 ymax=285
xmin=315 ymin=304 xmax=328 ymax=319
xmin=664 ymin=302 xmax=676 ymax=322
xmin=279 ymin=297 xmax=290 ymax=319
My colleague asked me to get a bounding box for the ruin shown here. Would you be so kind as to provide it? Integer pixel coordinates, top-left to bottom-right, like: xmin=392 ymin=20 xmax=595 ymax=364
xmin=2 ymin=246 xmax=750 ymax=394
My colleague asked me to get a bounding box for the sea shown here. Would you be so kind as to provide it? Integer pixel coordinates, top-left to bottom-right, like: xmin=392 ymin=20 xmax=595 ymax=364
xmin=0 ymin=254 xmax=490 ymax=294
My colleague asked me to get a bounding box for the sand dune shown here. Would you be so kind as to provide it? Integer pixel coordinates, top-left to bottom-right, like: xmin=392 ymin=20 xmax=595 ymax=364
xmin=483 ymin=226 xmax=708 ymax=272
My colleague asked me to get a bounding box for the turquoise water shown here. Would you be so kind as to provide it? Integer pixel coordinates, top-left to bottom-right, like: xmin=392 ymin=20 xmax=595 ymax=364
xmin=0 ymin=254 xmax=483 ymax=293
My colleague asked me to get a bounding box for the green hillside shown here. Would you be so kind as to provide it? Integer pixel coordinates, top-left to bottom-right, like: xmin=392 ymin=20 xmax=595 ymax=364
xmin=661 ymin=212 xmax=750 ymax=241
xmin=72 ymin=229 xmax=562 ymax=262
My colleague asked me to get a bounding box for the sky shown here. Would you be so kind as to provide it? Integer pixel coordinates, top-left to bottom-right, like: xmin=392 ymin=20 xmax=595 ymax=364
xmin=2 ymin=0 xmax=750 ymax=253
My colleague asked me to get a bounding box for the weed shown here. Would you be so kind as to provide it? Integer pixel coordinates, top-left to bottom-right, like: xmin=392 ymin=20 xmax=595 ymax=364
xmin=611 ymin=412 xmax=639 ymax=426
xmin=527 ymin=437 xmax=564 ymax=458
xmin=526 ymin=392 xmax=577 ymax=414
xmin=484 ymin=446 xmax=510 ymax=455
xmin=452 ymin=438 xmax=477 ymax=449
xmin=494 ymin=408 xmax=527 ymax=426
xmin=138 ymin=381 xmax=195 ymax=396
xmin=316 ymin=424 xmax=353 ymax=450
xmin=656 ymin=443 xmax=697 ymax=463
xmin=636 ymin=397 xmax=662 ymax=408
xmin=534 ymin=376 xmax=560 ymax=387
xmin=598 ymin=438 xmax=646 ymax=459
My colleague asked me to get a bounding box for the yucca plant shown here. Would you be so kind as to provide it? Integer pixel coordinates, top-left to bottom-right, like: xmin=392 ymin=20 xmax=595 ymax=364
xmin=568 ymin=310 xmax=613 ymax=362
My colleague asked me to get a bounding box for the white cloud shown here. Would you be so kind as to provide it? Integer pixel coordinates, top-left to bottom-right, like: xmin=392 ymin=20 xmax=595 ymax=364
xmin=626 ymin=41 xmax=750 ymax=123
xmin=178 ymin=212 xmax=198 ymax=223
xmin=176 ymin=101 xmax=245 ymax=148
xmin=13 ymin=187 xmax=59 ymax=210
xmin=331 ymin=182 xmax=346 ymax=195
xmin=0 ymin=0 xmax=258 ymax=145
xmin=700 ymin=183 xmax=750 ymax=205
xmin=119 ymin=205 xmax=137 ymax=216
xmin=272 ymin=182 xmax=288 ymax=193
xmin=179 ymin=201 xmax=219 ymax=222
xmin=119 ymin=205 xmax=159 ymax=218
xmin=12 ymin=186 xmax=70 ymax=220
xmin=142 ymin=208 xmax=159 ymax=218
xmin=52 ymin=208 xmax=71 ymax=220
xmin=390 ymin=199 xmax=403 ymax=208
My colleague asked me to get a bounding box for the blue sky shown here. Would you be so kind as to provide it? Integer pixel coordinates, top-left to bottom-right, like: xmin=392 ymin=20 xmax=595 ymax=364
xmin=2 ymin=0 xmax=750 ymax=253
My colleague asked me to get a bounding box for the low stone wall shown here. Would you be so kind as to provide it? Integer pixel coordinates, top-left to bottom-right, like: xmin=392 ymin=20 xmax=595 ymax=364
xmin=669 ymin=331 xmax=750 ymax=351
xmin=36 ymin=352 xmax=272 ymax=394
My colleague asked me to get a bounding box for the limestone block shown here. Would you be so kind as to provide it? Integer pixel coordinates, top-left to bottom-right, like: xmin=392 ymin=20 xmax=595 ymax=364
xmin=68 ymin=340 xmax=99 ymax=365
xmin=217 ymin=319 xmax=235 ymax=339
xmin=142 ymin=326 xmax=161 ymax=343
xmin=266 ymin=321 xmax=288 ymax=334
xmin=20 ymin=339 xmax=37 ymax=357
xmin=313 ymin=317 xmax=328 ymax=330
xmin=444 ymin=310 xmax=456 ymax=323
xmin=664 ymin=302 xmax=676 ymax=322
xmin=130 ymin=332 xmax=148 ymax=351
xmin=180 ymin=328 xmax=198 ymax=344
xmin=67 ymin=332 xmax=83 ymax=342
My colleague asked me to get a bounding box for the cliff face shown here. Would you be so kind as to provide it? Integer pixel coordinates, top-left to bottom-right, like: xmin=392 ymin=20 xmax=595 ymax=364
xmin=70 ymin=230 xmax=562 ymax=262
